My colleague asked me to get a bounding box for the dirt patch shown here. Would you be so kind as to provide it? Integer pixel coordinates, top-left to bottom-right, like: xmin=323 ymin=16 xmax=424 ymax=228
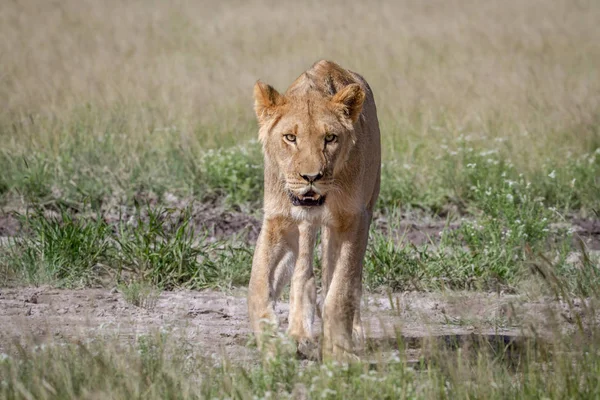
xmin=572 ymin=217 xmax=600 ymax=250
xmin=188 ymin=205 xmax=261 ymax=243
xmin=0 ymin=287 xmax=586 ymax=363
xmin=101 ymin=201 xmax=262 ymax=243
xmin=0 ymin=211 xmax=20 ymax=237
xmin=373 ymin=214 xmax=461 ymax=246
xmin=0 ymin=287 xmax=258 ymax=362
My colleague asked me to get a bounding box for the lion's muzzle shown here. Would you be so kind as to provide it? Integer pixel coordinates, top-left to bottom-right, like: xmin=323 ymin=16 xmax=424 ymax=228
xmin=288 ymin=190 xmax=326 ymax=207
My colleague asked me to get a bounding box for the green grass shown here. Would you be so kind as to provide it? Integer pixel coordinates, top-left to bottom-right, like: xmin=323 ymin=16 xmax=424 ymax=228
xmin=0 ymin=205 xmax=252 ymax=290
xmin=2 ymin=132 xmax=598 ymax=215
xmin=365 ymin=155 xmax=600 ymax=292
xmin=2 ymin=196 xmax=597 ymax=295
xmin=2 ymin=209 xmax=112 ymax=287
xmin=0 ymin=131 xmax=265 ymax=211
xmin=1 ymin=115 xmax=597 ymax=295
xmin=2 ymin=129 xmax=597 ymax=293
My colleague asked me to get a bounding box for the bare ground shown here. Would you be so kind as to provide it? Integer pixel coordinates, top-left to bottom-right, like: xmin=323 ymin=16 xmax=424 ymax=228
xmin=0 ymin=287 xmax=587 ymax=364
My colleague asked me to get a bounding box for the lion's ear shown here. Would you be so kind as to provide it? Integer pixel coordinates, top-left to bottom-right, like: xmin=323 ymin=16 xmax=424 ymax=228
xmin=330 ymin=83 xmax=365 ymax=124
xmin=253 ymin=81 xmax=284 ymax=125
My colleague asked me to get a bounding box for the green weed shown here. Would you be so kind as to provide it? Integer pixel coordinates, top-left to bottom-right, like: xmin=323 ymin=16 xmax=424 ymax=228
xmin=114 ymin=206 xmax=212 ymax=289
xmin=199 ymin=142 xmax=264 ymax=210
xmin=364 ymin=162 xmax=595 ymax=292
xmin=118 ymin=281 xmax=161 ymax=310
xmin=1 ymin=205 xmax=254 ymax=290
xmin=4 ymin=209 xmax=111 ymax=287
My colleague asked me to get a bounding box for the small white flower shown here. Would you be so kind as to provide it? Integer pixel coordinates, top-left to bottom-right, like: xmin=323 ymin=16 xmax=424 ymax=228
xmin=548 ymin=170 xmax=556 ymax=179
xmin=467 ymin=163 xmax=476 ymax=168
xmin=571 ymin=178 xmax=576 ymax=188
xmin=321 ymin=389 xmax=337 ymax=397
xmin=479 ymin=149 xmax=498 ymax=157
xmin=506 ymin=193 xmax=514 ymax=202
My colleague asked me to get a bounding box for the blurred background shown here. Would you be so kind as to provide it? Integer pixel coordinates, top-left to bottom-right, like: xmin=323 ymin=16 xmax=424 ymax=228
xmin=1 ymin=0 xmax=598 ymax=212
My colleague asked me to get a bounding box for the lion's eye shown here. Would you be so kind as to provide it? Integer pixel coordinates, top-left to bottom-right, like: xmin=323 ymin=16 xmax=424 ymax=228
xmin=284 ymin=134 xmax=296 ymax=143
xmin=324 ymin=134 xmax=337 ymax=143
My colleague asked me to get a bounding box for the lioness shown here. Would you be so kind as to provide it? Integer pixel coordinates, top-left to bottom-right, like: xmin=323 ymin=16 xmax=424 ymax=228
xmin=248 ymin=60 xmax=381 ymax=360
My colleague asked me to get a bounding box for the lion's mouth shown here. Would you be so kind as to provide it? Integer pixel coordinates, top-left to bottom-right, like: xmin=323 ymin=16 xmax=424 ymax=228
xmin=288 ymin=190 xmax=326 ymax=207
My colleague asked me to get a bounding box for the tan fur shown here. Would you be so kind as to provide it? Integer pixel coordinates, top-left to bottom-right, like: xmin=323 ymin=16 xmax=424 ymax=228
xmin=248 ymin=60 xmax=381 ymax=360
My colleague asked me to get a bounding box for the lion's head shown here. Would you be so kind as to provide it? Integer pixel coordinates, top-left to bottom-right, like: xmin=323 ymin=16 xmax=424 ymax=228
xmin=253 ymin=76 xmax=365 ymax=208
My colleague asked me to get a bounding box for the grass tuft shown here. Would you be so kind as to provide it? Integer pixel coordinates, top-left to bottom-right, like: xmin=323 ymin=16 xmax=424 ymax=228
xmin=4 ymin=209 xmax=111 ymax=287
xmin=118 ymin=281 xmax=161 ymax=310
xmin=2 ymin=205 xmax=254 ymax=290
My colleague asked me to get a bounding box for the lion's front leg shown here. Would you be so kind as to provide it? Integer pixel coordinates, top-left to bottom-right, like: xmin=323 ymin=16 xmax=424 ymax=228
xmin=322 ymin=225 xmax=363 ymax=338
xmin=248 ymin=217 xmax=298 ymax=347
xmin=288 ymin=222 xmax=317 ymax=349
xmin=321 ymin=212 xmax=370 ymax=361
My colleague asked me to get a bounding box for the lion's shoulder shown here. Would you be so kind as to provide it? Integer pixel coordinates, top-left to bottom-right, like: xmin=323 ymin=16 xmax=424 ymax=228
xmin=286 ymin=60 xmax=370 ymax=99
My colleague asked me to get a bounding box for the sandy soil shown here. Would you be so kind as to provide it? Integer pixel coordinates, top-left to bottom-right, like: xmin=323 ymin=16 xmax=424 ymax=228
xmin=0 ymin=287 xmax=585 ymax=364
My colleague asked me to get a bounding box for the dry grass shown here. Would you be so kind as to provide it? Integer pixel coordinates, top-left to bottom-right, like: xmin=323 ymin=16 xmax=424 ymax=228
xmin=2 ymin=0 xmax=599 ymax=157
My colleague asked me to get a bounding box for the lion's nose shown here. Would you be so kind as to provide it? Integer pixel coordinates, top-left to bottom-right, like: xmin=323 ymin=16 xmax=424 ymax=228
xmin=300 ymin=172 xmax=323 ymax=183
